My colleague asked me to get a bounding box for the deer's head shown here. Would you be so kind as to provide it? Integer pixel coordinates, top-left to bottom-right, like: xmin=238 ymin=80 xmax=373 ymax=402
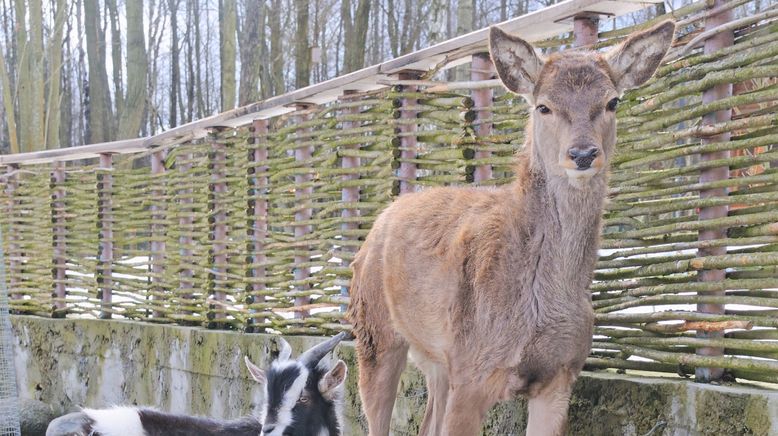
xmin=489 ymin=20 xmax=675 ymax=188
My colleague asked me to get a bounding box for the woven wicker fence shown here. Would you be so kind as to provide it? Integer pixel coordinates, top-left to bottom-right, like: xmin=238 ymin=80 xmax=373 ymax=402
xmin=2 ymin=0 xmax=778 ymax=384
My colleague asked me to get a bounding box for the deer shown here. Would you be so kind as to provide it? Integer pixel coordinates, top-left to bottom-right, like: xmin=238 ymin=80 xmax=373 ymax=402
xmin=347 ymin=21 xmax=675 ymax=436
xmin=45 ymin=332 xmax=347 ymax=436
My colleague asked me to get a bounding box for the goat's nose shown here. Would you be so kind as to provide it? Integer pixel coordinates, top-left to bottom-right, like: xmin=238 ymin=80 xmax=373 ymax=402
xmin=568 ymin=146 xmax=599 ymax=170
xmin=263 ymin=425 xmax=276 ymax=434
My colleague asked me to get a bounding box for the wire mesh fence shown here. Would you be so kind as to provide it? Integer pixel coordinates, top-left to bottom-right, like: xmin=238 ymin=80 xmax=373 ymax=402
xmin=0 ymin=224 xmax=21 ymax=436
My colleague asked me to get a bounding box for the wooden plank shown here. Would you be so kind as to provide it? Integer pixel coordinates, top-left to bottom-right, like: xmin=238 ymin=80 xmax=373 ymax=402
xmin=0 ymin=0 xmax=659 ymax=166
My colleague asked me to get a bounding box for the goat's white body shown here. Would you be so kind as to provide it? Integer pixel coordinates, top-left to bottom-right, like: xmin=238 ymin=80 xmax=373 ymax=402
xmin=83 ymin=407 xmax=146 ymax=436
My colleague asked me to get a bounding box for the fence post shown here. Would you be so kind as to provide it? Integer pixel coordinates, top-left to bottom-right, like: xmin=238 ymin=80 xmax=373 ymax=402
xmin=4 ymin=165 xmax=19 ymax=307
xmin=178 ymin=151 xmax=195 ymax=322
xmin=207 ymin=128 xmax=229 ymax=327
xmin=246 ymin=119 xmax=269 ymax=332
xmin=471 ymin=53 xmax=495 ymax=183
xmin=340 ymin=90 xmax=360 ymax=312
xmin=150 ymin=149 xmax=166 ymax=318
xmin=97 ymin=153 xmax=113 ymax=319
xmin=51 ymin=162 xmax=66 ymax=317
xmin=573 ymin=13 xmax=599 ymax=48
xmin=696 ymin=0 xmax=733 ymax=383
xmin=294 ymin=104 xmax=313 ymax=319
xmin=393 ymin=71 xmax=422 ymax=195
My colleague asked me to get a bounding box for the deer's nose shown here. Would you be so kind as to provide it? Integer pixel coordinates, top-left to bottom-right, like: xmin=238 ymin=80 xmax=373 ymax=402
xmin=568 ymin=146 xmax=599 ymax=170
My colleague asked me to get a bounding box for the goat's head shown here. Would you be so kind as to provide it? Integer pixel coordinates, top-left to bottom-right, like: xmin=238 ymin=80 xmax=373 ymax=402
xmin=489 ymin=20 xmax=675 ymax=188
xmin=244 ymin=332 xmax=348 ymax=436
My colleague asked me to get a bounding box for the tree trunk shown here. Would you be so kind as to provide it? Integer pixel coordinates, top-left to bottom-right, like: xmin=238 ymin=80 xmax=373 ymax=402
xmin=455 ymin=0 xmax=474 ymax=81
xmin=12 ymin=0 xmax=46 ymax=152
xmin=117 ymin=0 xmax=147 ymax=139
xmin=269 ymin=0 xmax=284 ymax=95
xmin=343 ymin=0 xmax=370 ymax=73
xmin=169 ymin=0 xmax=180 ymax=126
xmin=219 ymin=0 xmax=237 ymax=111
xmin=45 ymin=0 xmax=67 ymax=149
xmin=84 ymin=0 xmax=113 ymax=143
xmin=193 ymin=0 xmax=205 ymax=118
xmin=294 ymin=0 xmax=310 ymax=89
xmin=258 ymin=1 xmax=272 ymax=99
xmin=106 ymin=0 xmax=122 ymax=123
xmin=59 ymin=3 xmax=73 ymax=148
xmin=0 ymin=42 xmax=18 ymax=153
xmin=239 ymin=0 xmax=261 ymax=105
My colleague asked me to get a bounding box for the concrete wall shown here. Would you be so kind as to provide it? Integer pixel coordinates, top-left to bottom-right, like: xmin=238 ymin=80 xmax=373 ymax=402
xmin=11 ymin=316 xmax=778 ymax=435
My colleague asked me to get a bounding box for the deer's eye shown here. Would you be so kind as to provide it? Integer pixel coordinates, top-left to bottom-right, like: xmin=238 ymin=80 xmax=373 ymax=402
xmin=606 ymin=97 xmax=620 ymax=112
xmin=536 ymin=105 xmax=551 ymax=114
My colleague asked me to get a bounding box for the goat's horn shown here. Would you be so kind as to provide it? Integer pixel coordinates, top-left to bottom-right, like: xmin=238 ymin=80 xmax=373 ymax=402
xmin=278 ymin=337 xmax=292 ymax=361
xmin=298 ymin=332 xmax=347 ymax=366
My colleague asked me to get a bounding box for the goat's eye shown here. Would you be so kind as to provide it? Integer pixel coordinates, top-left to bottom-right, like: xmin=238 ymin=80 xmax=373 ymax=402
xmin=298 ymin=394 xmax=310 ymax=404
xmin=606 ymin=97 xmax=620 ymax=112
xmin=536 ymin=105 xmax=551 ymax=114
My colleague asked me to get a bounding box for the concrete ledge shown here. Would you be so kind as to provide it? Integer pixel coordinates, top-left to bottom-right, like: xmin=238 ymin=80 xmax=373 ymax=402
xmin=11 ymin=316 xmax=778 ymax=435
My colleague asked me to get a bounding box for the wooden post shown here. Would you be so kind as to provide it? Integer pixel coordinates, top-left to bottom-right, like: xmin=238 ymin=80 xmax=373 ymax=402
xmin=394 ymin=71 xmax=422 ymax=195
xmin=150 ymin=149 xmax=166 ymax=318
xmin=208 ymin=128 xmax=228 ymax=326
xmin=246 ymin=119 xmax=269 ymax=332
xmin=4 ymin=165 xmax=20 ymax=306
xmin=471 ymin=53 xmax=495 ymax=183
xmin=51 ymin=162 xmax=66 ymax=317
xmin=340 ymin=90 xmax=360 ymax=311
xmin=97 ymin=153 xmax=113 ymax=319
xmin=294 ymin=104 xmax=313 ymax=319
xmin=178 ymin=151 xmax=195 ymax=320
xmin=696 ymin=0 xmax=733 ymax=383
xmin=573 ymin=14 xmax=599 ymax=48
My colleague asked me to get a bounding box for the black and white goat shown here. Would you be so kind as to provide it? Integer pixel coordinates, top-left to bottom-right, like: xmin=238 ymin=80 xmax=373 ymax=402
xmin=46 ymin=332 xmax=348 ymax=436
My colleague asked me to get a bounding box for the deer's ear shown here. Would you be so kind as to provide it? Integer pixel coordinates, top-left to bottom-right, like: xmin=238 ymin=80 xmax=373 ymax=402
xmin=318 ymin=360 xmax=347 ymax=400
xmin=244 ymin=356 xmax=266 ymax=384
xmin=606 ymin=20 xmax=675 ymax=91
xmin=489 ymin=26 xmax=543 ymax=95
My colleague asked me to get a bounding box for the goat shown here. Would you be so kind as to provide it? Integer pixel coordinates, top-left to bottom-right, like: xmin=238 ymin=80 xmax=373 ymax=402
xmin=45 ymin=332 xmax=347 ymax=436
xmin=348 ymin=21 xmax=675 ymax=436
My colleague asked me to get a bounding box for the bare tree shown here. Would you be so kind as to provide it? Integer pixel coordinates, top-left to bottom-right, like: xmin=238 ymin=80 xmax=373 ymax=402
xmin=239 ymin=0 xmax=262 ymax=105
xmin=45 ymin=0 xmax=67 ymax=149
xmin=294 ymin=0 xmax=311 ymax=88
xmin=84 ymin=0 xmax=113 ymax=143
xmin=342 ymin=0 xmax=371 ymax=73
xmin=220 ymin=0 xmax=237 ymax=110
xmin=117 ymin=0 xmax=147 ymax=139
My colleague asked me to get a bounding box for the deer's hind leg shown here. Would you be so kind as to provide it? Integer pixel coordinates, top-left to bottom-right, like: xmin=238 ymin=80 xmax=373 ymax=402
xmin=413 ymin=356 xmax=449 ymax=436
xmin=348 ymin=250 xmax=409 ymax=436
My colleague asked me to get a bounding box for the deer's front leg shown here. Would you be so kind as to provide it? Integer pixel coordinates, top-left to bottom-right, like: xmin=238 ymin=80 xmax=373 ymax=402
xmin=526 ymin=370 xmax=576 ymax=436
xmin=440 ymin=383 xmax=494 ymax=436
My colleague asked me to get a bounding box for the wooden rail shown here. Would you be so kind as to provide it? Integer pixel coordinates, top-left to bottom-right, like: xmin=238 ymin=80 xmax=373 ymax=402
xmin=0 ymin=0 xmax=659 ymax=166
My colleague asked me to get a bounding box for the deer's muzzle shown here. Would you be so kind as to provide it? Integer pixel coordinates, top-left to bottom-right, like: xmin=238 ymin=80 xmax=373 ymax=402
xmin=568 ymin=146 xmax=600 ymax=170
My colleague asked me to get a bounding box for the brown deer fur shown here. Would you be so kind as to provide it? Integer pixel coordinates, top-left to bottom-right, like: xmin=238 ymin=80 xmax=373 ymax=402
xmin=348 ymin=21 xmax=675 ymax=436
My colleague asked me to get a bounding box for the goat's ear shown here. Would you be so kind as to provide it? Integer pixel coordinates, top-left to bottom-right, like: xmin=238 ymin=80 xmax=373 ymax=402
xmin=244 ymin=356 xmax=266 ymax=384
xmin=489 ymin=26 xmax=543 ymax=95
xmin=606 ymin=20 xmax=675 ymax=91
xmin=318 ymin=360 xmax=347 ymax=400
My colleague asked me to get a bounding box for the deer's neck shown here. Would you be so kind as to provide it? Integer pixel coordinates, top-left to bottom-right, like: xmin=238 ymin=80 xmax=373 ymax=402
xmin=513 ymin=157 xmax=607 ymax=301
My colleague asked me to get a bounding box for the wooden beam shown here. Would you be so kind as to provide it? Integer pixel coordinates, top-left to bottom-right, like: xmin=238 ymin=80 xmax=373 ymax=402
xmin=0 ymin=0 xmax=660 ymax=167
